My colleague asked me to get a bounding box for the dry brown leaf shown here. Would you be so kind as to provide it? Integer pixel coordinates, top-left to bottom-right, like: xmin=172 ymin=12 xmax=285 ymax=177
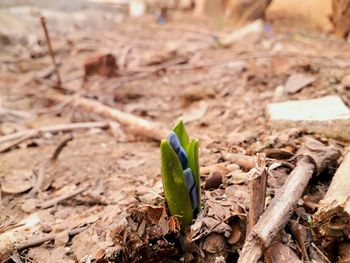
xmin=202 ymin=233 xmax=227 ymax=254
xmin=28 ymin=247 xmax=51 ymax=263
xmin=182 ymin=100 xmax=208 ymax=123
xmin=284 ymin=73 xmax=316 ymax=94
xmin=1 ymin=169 xmax=34 ymax=194
xmin=55 ymin=231 xmax=69 ymax=247
xmin=226 ymin=170 xmax=248 ymax=185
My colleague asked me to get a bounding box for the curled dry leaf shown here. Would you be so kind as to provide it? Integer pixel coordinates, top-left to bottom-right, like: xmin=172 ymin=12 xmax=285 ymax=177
xmin=205 ymin=171 xmax=223 ymax=190
xmin=226 ymin=170 xmax=248 ymax=185
xmin=182 ymin=100 xmax=209 ymax=123
xmin=202 ymin=233 xmax=227 ymax=254
xmin=1 ymin=169 xmax=34 ymax=194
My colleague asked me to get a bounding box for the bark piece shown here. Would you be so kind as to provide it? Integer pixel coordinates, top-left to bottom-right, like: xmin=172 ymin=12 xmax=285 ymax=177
xmin=237 ymin=140 xmax=340 ymax=263
xmin=314 ymin=153 xmax=350 ymax=238
xmin=247 ymin=153 xmax=267 ymax=234
xmin=264 ymin=242 xmax=302 ymax=263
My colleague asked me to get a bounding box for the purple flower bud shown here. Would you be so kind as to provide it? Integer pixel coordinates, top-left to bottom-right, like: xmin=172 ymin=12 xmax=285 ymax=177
xmin=190 ymin=189 xmax=199 ymax=210
xmin=178 ymin=147 xmax=188 ymax=169
xmin=184 ymin=168 xmax=195 ymax=191
xmin=184 ymin=168 xmax=199 ymax=210
xmin=167 ymin=131 xmax=181 ymax=154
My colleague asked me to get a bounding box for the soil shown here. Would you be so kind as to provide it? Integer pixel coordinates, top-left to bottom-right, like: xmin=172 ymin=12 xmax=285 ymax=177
xmin=0 ymin=1 xmax=350 ymax=263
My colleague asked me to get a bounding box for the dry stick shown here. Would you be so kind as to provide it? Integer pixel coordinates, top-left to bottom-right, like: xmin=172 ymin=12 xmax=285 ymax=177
xmin=237 ymin=139 xmax=340 ymax=263
xmin=16 ymin=226 xmax=88 ymax=251
xmin=47 ymin=94 xmax=168 ymax=141
xmin=34 ymin=135 xmax=74 ymax=192
xmin=0 ymin=121 xmax=108 ymax=146
xmin=51 ymin=135 xmax=73 ymax=161
xmin=247 ymin=153 xmax=267 ymax=234
xmin=0 ymin=131 xmax=38 ymax=153
xmin=37 ymin=185 xmax=88 ymax=209
xmin=40 ymin=16 xmax=62 ymax=88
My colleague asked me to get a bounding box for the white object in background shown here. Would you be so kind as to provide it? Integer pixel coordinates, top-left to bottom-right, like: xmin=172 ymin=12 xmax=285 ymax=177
xmin=129 ymin=0 xmax=146 ymax=17
xmin=267 ymin=95 xmax=350 ymax=121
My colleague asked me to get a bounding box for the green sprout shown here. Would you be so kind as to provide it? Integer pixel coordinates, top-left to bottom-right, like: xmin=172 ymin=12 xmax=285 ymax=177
xmin=161 ymin=120 xmax=200 ymax=230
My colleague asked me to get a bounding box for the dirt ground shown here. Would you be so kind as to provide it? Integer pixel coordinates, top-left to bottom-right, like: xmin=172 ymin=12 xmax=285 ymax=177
xmin=1 ymin=1 xmax=350 ymax=263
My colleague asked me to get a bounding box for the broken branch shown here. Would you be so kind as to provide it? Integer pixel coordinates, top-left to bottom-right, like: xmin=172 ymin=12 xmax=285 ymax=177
xmin=238 ymin=139 xmax=340 ymax=263
xmin=247 ymin=153 xmax=267 ymax=234
xmin=16 ymin=226 xmax=88 ymax=251
xmin=47 ymin=94 xmax=168 ymax=141
xmin=37 ymin=185 xmax=88 ymax=209
xmin=40 ymin=16 xmax=62 ymax=88
xmin=0 ymin=121 xmax=108 ymax=147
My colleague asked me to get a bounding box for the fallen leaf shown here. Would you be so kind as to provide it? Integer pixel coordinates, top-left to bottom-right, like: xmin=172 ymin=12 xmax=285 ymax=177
xmin=205 ymin=171 xmax=223 ymax=190
xmin=55 ymin=231 xmax=69 ymax=247
xmin=202 ymin=233 xmax=226 ymax=254
xmin=284 ymin=73 xmax=316 ymax=94
xmin=1 ymin=169 xmax=34 ymax=194
xmin=28 ymin=247 xmax=50 ymax=263
xmin=84 ymin=53 xmax=117 ymax=78
xmin=117 ymin=156 xmax=145 ymax=170
xmin=227 ymin=220 xmax=242 ymax=244
xmin=226 ymin=170 xmax=248 ymax=185
xmin=182 ymin=101 xmax=208 ymax=123
xmin=139 ymin=49 xmax=177 ymax=66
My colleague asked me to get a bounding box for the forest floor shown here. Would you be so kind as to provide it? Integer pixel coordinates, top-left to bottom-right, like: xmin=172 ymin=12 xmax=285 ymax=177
xmin=1 ymin=2 xmax=350 ymax=263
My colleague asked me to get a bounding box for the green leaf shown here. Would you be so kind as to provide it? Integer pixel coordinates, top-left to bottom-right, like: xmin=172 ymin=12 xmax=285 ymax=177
xmin=172 ymin=120 xmax=190 ymax=152
xmin=187 ymin=139 xmax=200 ymax=209
xmin=161 ymin=139 xmax=193 ymax=229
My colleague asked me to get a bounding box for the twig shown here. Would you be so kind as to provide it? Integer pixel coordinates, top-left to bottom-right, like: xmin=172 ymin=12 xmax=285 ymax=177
xmin=119 ymin=46 xmax=132 ymax=71
xmin=113 ymin=56 xmax=189 ymax=86
xmin=0 ymin=121 xmax=108 ymax=146
xmin=0 ymin=131 xmax=37 ymax=153
xmin=40 ymin=16 xmax=62 ymax=88
xmin=247 ymin=153 xmax=267 ymax=234
xmin=37 ymin=185 xmax=88 ymax=209
xmin=47 ymin=95 xmax=168 ymax=141
xmin=238 ymin=139 xmax=340 ymax=263
xmin=51 ymin=135 xmax=73 ymax=161
xmin=16 ymin=226 xmax=88 ymax=251
xmin=33 ymin=135 xmax=74 ymax=192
